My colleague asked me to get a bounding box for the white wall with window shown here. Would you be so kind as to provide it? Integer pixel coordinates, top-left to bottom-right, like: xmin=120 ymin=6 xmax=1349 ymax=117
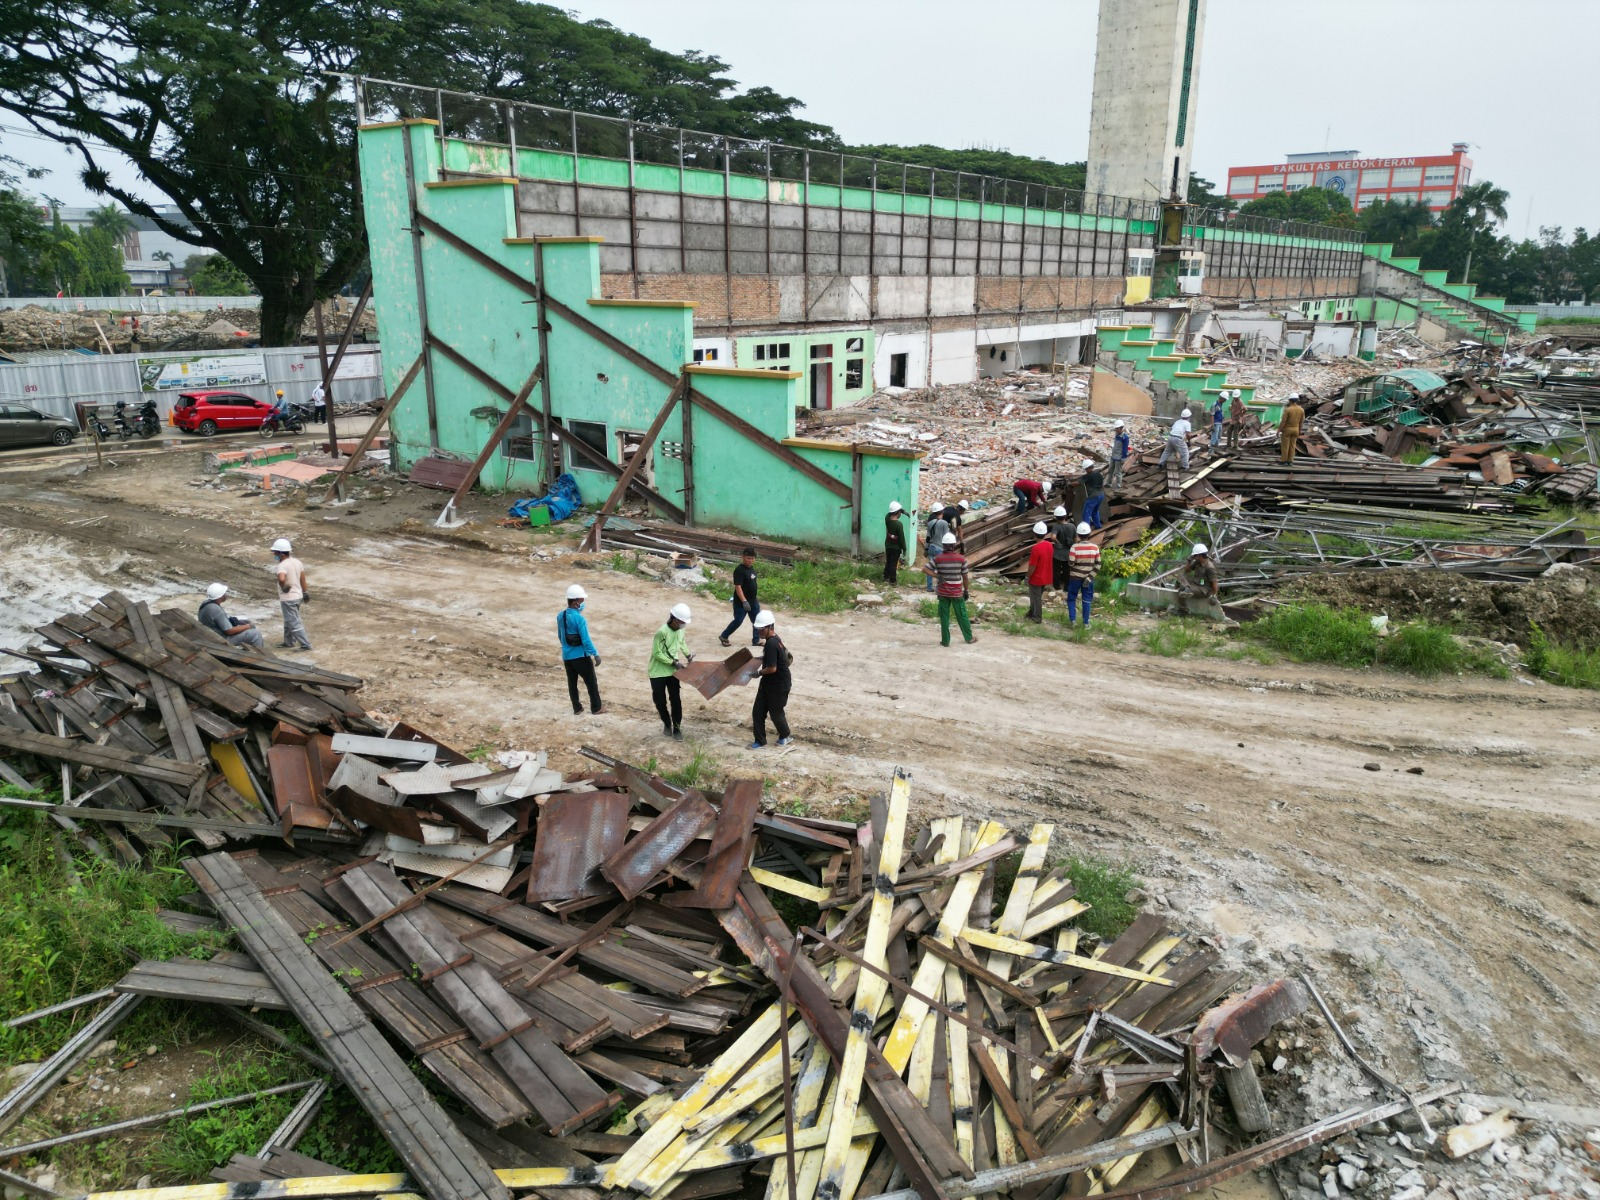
xmin=1422 ymin=191 xmax=1453 ymax=207
xmin=691 ymin=337 xmax=731 ymax=365
xmin=1359 ymin=168 xmax=1390 ymax=188
xmin=1423 ymin=165 xmax=1456 ymax=186
xmin=874 ymin=332 xmax=928 ymax=390
xmin=1391 ymin=167 xmax=1423 ymax=188
xmin=1229 ymin=175 xmax=1256 ymax=196
xmin=1257 ymin=175 xmax=1285 ymax=193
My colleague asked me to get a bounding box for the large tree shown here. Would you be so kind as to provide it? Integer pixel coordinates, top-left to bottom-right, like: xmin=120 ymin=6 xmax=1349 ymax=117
xmin=1239 ymin=186 xmax=1355 ymax=227
xmin=1357 ymin=198 xmax=1434 ymax=257
xmin=0 ymin=1 xmax=836 ymax=344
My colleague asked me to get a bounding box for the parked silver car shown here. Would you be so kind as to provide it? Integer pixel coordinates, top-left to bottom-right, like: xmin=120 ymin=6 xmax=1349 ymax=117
xmin=0 ymin=404 xmax=79 ymax=448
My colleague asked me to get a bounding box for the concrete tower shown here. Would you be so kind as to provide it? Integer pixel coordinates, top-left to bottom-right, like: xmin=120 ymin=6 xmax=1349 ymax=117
xmin=1084 ymin=0 xmax=1206 ymax=206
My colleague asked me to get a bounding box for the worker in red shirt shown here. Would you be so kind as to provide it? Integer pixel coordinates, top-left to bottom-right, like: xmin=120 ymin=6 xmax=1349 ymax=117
xmin=1025 ymin=521 xmax=1055 ymax=623
xmin=1012 ymin=478 xmax=1046 ymax=515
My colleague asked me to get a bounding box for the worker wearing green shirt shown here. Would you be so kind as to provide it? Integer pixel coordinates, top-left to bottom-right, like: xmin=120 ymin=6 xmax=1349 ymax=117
xmin=649 ymin=603 xmax=694 ymax=739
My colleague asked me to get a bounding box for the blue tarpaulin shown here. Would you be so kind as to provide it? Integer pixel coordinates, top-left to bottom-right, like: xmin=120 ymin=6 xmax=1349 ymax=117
xmin=509 ymin=472 xmax=583 ymax=522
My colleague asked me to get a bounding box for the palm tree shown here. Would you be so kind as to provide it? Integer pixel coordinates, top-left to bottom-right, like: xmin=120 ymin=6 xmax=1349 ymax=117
xmin=1451 ymin=181 xmax=1509 ymax=285
xmin=89 ymin=204 xmax=134 ymax=253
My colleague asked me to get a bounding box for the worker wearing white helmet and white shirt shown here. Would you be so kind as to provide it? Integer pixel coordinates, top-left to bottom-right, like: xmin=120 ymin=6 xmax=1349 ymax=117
xmin=648 ymin=603 xmax=694 ymax=739
xmin=557 ymin=584 xmax=604 ymax=716
xmin=270 ymin=537 xmax=312 ymax=651
xmin=1158 ymin=408 xmax=1193 ymax=471
xmin=197 ymin=583 xmax=265 ymax=649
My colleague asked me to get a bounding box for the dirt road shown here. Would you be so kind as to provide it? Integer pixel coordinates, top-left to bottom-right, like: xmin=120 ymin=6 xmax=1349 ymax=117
xmin=2 ymin=445 xmax=1596 ymax=1113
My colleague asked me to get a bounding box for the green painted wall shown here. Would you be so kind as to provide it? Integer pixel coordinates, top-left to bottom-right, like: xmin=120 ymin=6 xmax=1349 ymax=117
xmin=358 ymin=121 xmax=917 ymax=553
xmin=733 ymin=329 xmax=876 ymax=409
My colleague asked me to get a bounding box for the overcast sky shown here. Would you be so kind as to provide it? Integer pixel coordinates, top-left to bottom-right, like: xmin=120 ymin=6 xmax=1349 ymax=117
xmin=6 ymin=0 xmax=1593 ymax=237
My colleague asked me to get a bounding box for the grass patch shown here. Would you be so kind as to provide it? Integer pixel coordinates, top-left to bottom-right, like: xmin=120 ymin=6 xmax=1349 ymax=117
xmin=0 ymin=807 xmax=227 ymax=1063
xmin=662 ymin=743 xmax=720 ymax=789
xmin=1061 ymin=856 xmax=1141 ymax=941
xmin=1375 ymin=620 xmax=1463 ymax=675
xmin=1525 ymin=623 xmax=1600 ymax=690
xmin=1399 ymin=446 xmax=1435 ymax=466
xmin=1537 ymin=315 xmax=1600 ymax=326
xmin=607 ymin=551 xmax=641 ymax=575
xmin=148 ymin=1047 xmax=309 ymax=1180
xmin=1247 ymin=603 xmax=1378 ymax=667
xmin=1137 ymin=619 xmax=1215 ymax=658
xmin=745 ymin=557 xmax=873 ymax=615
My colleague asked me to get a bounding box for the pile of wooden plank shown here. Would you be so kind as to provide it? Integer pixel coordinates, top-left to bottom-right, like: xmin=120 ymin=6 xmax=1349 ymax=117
xmin=0 ymin=591 xmax=382 ymax=857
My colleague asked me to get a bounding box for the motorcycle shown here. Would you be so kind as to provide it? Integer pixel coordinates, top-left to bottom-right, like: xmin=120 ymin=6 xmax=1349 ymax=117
xmin=135 ymin=399 xmax=160 ymax=439
xmin=111 ymin=402 xmax=136 ymax=441
xmin=260 ymin=402 xmax=309 ymax=437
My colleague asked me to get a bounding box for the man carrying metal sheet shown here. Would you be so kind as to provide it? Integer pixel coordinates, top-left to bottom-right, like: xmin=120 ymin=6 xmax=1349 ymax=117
xmin=558 ymin=585 xmax=605 ymax=716
xmin=748 ymin=611 xmax=793 ymax=749
xmin=649 ymin=604 xmax=694 ymax=739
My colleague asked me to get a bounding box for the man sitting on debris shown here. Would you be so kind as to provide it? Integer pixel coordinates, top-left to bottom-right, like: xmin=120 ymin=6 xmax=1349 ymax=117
xmin=1050 ymin=504 xmax=1075 ymax=594
xmin=1026 ymin=521 xmax=1054 ymax=623
xmin=1226 ymin=390 xmax=1246 ymax=452
xmin=649 ymin=604 xmax=694 ymax=740
xmin=925 ymin=532 xmax=978 ymax=647
xmin=558 ymin=584 xmax=604 ymax=716
xmin=1158 ymin=409 xmax=1192 ymax=471
xmin=1279 ymin=394 xmax=1306 ymax=465
xmin=198 ymin=583 xmax=264 ymax=649
xmin=1210 ymin=394 xmax=1226 ymax=449
xmin=1012 ymin=477 xmax=1046 ymax=515
xmin=1080 ymin=459 xmax=1105 ymax=529
xmin=748 ymin=611 xmax=793 ymax=749
xmin=1108 ymin=421 xmax=1130 ymax=490
xmin=1067 ymin=523 xmax=1101 ymax=628
xmin=1176 ymin=543 xmax=1220 ymax=617
xmin=883 ymin=501 xmax=907 ymax=586
xmin=923 ymin=505 xmax=950 ymax=594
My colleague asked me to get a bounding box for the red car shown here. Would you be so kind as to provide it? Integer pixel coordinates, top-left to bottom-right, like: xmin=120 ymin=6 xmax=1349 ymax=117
xmin=171 ymin=390 xmax=276 ymax=437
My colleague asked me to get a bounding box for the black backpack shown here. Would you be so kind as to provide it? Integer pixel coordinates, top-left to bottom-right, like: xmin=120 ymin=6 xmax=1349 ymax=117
xmin=561 ymin=610 xmax=584 ymax=648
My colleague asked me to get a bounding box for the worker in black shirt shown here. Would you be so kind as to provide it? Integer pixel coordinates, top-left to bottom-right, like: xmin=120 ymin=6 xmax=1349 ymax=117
xmin=718 ymin=547 xmax=762 ymax=647
xmin=883 ymin=501 xmax=907 ymax=585
xmin=747 ymin=611 xmax=793 ymax=748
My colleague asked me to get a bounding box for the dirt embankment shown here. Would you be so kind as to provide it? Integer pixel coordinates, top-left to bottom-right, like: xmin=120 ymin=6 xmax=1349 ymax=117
xmin=0 ymin=301 xmax=377 ymax=354
xmin=1294 ymin=564 xmax=1600 ymax=646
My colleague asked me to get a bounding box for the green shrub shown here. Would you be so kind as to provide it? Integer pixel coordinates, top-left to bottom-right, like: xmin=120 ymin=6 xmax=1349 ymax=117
xmin=1061 ymin=857 xmax=1141 ymax=941
xmin=741 ymin=558 xmax=870 ymax=615
xmin=1525 ymin=623 xmax=1600 ymax=690
xmin=1376 ymin=621 xmax=1462 ymax=675
xmin=1246 ymin=603 xmax=1378 ymax=667
xmin=1138 ymin=620 xmax=1213 ymax=657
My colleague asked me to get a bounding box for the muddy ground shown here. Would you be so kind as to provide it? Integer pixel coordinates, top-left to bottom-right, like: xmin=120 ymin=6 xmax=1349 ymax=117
xmin=1 ymin=437 xmax=1598 ymax=1161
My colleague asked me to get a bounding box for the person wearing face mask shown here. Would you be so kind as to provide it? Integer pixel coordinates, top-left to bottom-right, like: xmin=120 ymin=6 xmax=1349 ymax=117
xmin=557 ymin=585 xmax=605 ymax=715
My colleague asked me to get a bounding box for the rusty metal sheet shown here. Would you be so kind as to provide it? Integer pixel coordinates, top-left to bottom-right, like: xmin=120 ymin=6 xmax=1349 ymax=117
xmin=665 ymin=779 xmax=760 ymax=910
xmin=1189 ymin=978 xmax=1309 ymax=1067
xmin=529 ymin=791 xmax=631 ymax=902
xmin=266 ymin=743 xmax=333 ymax=835
xmin=600 ymin=791 xmax=715 ymax=901
xmin=325 ymin=785 xmax=426 ymax=841
xmin=676 ymin=647 xmax=762 ymax=700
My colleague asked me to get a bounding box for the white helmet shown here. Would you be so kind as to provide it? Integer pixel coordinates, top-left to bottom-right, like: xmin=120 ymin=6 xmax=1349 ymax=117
xmin=958 ymin=499 xmax=970 ymax=510
xmin=205 ymin=582 xmax=228 ymax=601
xmin=669 ymin=603 xmax=692 ymax=624
xmin=929 ymin=502 xmax=944 ymax=513
xmin=1081 ymin=458 xmax=1094 ymax=468
xmin=888 ymin=501 xmax=903 ymax=513
xmin=1076 ymin=522 xmax=1091 ymax=536
xmin=566 ymin=584 xmax=587 ymax=601
xmin=1192 ymin=543 xmax=1209 ymax=556
xmin=271 ymin=538 xmax=292 ymax=553
xmin=753 ymin=610 xmax=776 ymax=629
xmin=1180 ymin=408 xmax=1192 ymax=419
xmin=941 ymin=532 xmax=958 ymax=545
xmin=1032 ymin=521 xmax=1049 ymax=535
xmin=1112 ymin=420 xmax=1125 ymax=429
xmin=1053 ymin=505 xmax=1067 ymax=517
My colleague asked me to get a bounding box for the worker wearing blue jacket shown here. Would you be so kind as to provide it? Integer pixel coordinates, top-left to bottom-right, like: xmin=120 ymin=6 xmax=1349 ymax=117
xmin=557 ymin=585 xmax=605 ymax=715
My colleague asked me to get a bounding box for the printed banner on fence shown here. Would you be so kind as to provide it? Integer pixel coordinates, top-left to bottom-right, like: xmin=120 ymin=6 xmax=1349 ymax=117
xmin=137 ymin=352 xmax=268 ymax=392
xmin=304 ymin=350 xmax=382 ymax=381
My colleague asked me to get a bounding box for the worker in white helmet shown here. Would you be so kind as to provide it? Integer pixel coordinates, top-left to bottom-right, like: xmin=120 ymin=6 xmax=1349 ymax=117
xmin=923 ymin=504 xmax=950 ymax=594
xmin=270 ymin=537 xmax=312 ymax=651
xmin=1025 ymin=521 xmax=1054 ymax=623
xmin=558 ymin=584 xmax=604 ymax=716
xmin=1176 ymin=543 xmax=1219 ymax=617
xmin=649 ymin=603 xmax=694 ymax=739
xmin=748 ymin=611 xmax=794 ymax=749
xmin=1226 ymin=390 xmax=1246 ymax=453
xmin=1210 ymin=392 xmax=1227 ymax=450
xmin=1158 ymin=408 xmax=1192 ymax=471
xmin=1108 ymin=420 xmax=1131 ymax=490
xmin=883 ymin=501 xmax=907 ymax=585
xmin=1049 ymin=504 xmax=1074 ymax=594
xmin=923 ymin=532 xmax=978 ymax=647
xmin=197 ymin=583 xmax=264 ymax=649
xmin=1280 ymin=394 xmax=1306 ymax=465
xmin=1067 ymin=522 xmax=1101 ymax=628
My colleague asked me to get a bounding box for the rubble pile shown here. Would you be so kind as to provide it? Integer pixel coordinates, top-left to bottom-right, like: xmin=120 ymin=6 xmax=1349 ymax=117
xmin=1 ymin=594 xmax=1518 ymax=1200
xmin=0 ymin=301 xmax=377 ymax=354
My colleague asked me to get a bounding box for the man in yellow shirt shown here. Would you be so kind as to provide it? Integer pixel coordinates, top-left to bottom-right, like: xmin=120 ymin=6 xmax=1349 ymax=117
xmin=648 ymin=604 xmax=693 ymax=739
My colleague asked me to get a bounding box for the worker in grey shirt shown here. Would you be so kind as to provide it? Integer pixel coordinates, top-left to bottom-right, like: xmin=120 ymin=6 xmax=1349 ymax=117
xmin=923 ymin=506 xmax=950 ymax=594
xmin=197 ymin=583 xmax=265 ymax=649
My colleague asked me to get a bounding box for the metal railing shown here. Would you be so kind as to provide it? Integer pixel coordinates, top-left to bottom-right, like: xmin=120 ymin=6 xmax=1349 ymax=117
xmin=340 ymin=74 xmax=1365 ymax=255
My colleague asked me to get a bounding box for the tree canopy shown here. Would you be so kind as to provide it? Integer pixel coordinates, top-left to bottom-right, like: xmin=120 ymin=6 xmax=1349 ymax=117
xmin=1239 ymin=186 xmax=1357 ymax=227
xmin=839 ymin=144 xmax=1085 ymax=193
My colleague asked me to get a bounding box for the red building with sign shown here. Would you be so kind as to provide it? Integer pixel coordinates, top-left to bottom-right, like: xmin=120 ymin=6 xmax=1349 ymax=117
xmin=1225 ymin=144 xmax=1473 ymax=212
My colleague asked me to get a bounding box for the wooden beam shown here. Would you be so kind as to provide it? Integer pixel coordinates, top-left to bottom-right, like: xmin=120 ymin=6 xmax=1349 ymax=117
xmin=435 ymin=361 xmax=544 ymax=523
xmin=583 ymin=374 xmax=688 ymax=551
xmin=0 ymin=725 xmax=206 ymax=788
xmin=318 ymin=352 xmax=424 ymax=505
